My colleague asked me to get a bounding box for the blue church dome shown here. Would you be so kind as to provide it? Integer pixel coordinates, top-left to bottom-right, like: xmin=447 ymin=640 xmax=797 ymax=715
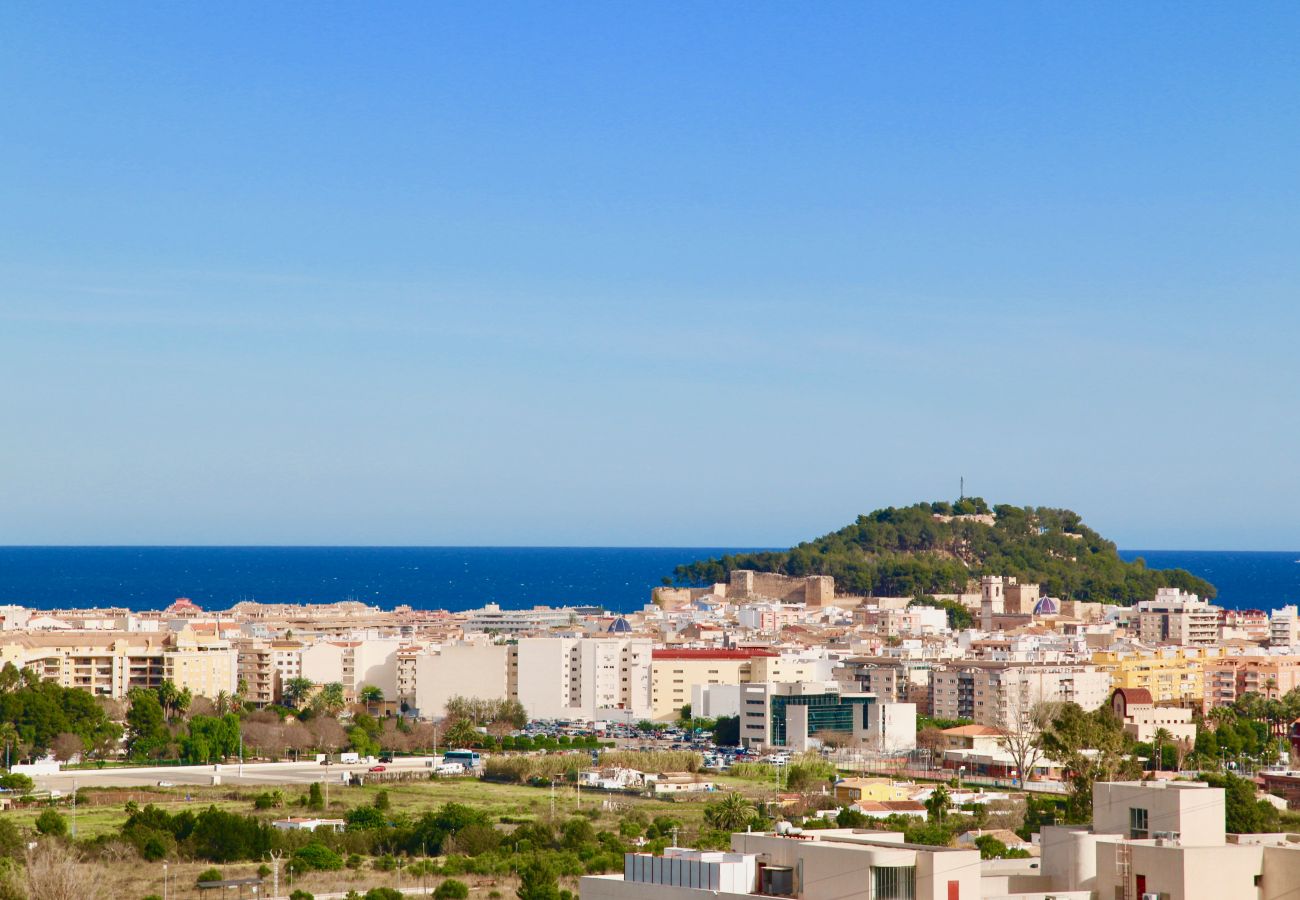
xmin=607 ymin=616 xmax=633 ymax=633
xmin=1033 ymin=597 xmax=1060 ymax=616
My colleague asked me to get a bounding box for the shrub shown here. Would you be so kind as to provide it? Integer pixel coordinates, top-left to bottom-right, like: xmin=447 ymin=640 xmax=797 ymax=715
xmin=374 ymin=790 xmax=390 ymax=811
xmin=292 ymin=842 xmax=344 ymax=871
xmin=364 ymin=889 xmax=402 ymax=900
xmin=289 ymin=891 xmax=314 ymax=900
xmin=435 ymin=879 xmax=470 ymax=900
xmin=196 ymin=868 xmax=223 ymax=886
xmin=0 ymin=774 xmax=33 ymax=792
xmin=35 ymin=809 xmax=67 ymax=837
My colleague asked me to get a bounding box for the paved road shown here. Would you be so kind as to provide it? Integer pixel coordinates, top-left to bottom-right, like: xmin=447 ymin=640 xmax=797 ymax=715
xmin=34 ymin=756 xmax=440 ymax=792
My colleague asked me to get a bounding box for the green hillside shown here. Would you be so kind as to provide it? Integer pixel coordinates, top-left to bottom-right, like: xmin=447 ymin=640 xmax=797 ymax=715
xmin=674 ymin=499 xmax=1215 ymax=605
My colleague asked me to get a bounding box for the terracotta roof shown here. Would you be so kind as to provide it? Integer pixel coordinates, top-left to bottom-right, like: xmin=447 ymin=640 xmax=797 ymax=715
xmin=1113 ymin=687 xmax=1153 ymax=705
xmin=941 ymin=724 xmax=1002 ymax=737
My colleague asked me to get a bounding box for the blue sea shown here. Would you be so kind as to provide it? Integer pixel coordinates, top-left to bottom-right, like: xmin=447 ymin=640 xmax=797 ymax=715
xmin=0 ymin=547 xmax=1294 ymax=613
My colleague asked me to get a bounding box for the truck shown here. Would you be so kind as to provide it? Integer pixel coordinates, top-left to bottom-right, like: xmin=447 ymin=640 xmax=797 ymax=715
xmin=339 ymin=752 xmax=360 ymax=765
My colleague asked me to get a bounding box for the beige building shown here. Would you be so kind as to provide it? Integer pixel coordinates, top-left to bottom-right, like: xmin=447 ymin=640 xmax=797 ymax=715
xmin=413 ymin=641 xmax=510 ymax=718
xmin=0 ymin=627 xmax=236 ymax=700
xmin=650 ymin=649 xmax=776 ymax=720
xmin=1135 ymin=588 xmax=1223 ymax=646
xmin=930 ymin=662 xmax=1111 ymax=725
xmin=299 ymin=638 xmax=403 ymax=701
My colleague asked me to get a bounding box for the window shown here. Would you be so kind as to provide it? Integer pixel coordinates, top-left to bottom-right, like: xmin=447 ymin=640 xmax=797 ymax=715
xmin=1129 ymin=807 xmax=1149 ymax=840
xmin=871 ymin=866 xmax=915 ymax=900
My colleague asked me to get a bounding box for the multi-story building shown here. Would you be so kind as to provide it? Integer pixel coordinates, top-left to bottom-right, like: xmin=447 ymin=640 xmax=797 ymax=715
xmin=1271 ymin=606 xmax=1300 ymax=647
xmin=649 ymin=648 xmax=778 ymax=720
xmin=720 ymin=680 xmax=914 ymax=752
xmin=1134 ymin=587 xmax=1223 ymax=646
xmin=0 ymin=627 xmax=237 ymax=700
xmin=413 ymin=641 xmax=510 ymax=718
xmin=462 ymin=603 xmax=603 ymax=634
xmin=930 ymin=662 xmax=1111 ymax=725
xmin=1202 ymin=655 xmax=1300 ymax=712
xmin=1091 ymin=646 xmax=1215 ymax=707
xmin=508 ymin=637 xmax=654 ymax=722
xmin=234 ymin=638 xmax=277 ymax=706
xmin=838 ymin=658 xmax=935 ymax=714
xmin=299 ymin=638 xmax=403 ymax=701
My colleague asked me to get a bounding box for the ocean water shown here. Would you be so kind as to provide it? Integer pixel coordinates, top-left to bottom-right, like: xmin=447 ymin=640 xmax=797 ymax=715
xmin=0 ymin=547 xmax=753 ymax=613
xmin=0 ymin=547 xmax=1294 ymax=614
xmin=1119 ymin=550 xmax=1300 ymax=611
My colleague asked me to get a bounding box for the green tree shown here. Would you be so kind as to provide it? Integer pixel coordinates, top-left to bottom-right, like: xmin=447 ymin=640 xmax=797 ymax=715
xmin=35 ymin=808 xmax=67 ymax=836
xmin=924 ymin=785 xmax=950 ymax=823
xmin=126 ymin=688 xmax=170 ymax=759
xmin=283 ymin=677 xmax=315 ymax=709
xmin=516 ymin=858 xmax=562 ymax=900
xmin=704 ymin=793 xmax=758 ymax=831
xmin=444 ymin=719 xmax=480 ymax=749
xmin=359 ymin=685 xmax=384 ymax=712
xmin=308 ymin=782 xmax=325 ymax=810
xmin=314 ymin=683 xmax=346 ymax=717
xmin=1037 ymin=703 xmax=1140 ymax=823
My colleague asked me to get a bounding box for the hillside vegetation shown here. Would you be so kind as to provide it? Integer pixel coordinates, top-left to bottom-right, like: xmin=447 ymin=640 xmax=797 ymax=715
xmin=674 ymin=499 xmax=1214 ymax=605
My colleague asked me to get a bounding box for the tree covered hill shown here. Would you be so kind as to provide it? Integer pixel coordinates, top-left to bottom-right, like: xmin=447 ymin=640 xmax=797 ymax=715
xmin=674 ymin=499 xmax=1214 ymax=605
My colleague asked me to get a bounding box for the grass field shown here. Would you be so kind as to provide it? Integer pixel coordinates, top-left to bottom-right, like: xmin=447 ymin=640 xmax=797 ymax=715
xmin=0 ymin=774 xmax=778 ymax=899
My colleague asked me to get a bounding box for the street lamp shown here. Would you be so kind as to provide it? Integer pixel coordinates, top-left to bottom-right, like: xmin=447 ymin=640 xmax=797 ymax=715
xmin=958 ymin=765 xmax=966 ymax=791
xmin=163 ymin=862 xmax=168 ymax=900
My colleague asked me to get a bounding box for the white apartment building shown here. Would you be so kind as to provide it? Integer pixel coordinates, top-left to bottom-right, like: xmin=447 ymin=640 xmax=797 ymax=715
xmin=1271 ymin=606 xmax=1300 ymax=647
xmin=463 ymin=603 xmax=601 ymax=634
xmin=1135 ymin=587 xmax=1223 ymax=646
xmin=508 ymin=637 xmax=653 ymax=722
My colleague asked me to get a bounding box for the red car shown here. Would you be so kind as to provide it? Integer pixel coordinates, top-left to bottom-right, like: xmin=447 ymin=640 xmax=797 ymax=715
xmin=368 ymin=764 xmax=386 ymax=773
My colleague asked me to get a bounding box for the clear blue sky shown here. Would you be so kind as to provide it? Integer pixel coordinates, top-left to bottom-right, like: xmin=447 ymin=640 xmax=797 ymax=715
xmin=2 ymin=4 xmax=1298 ymax=549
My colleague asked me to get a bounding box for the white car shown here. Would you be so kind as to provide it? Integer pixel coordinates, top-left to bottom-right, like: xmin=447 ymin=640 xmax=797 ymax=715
xmin=157 ymin=780 xmax=175 ymax=787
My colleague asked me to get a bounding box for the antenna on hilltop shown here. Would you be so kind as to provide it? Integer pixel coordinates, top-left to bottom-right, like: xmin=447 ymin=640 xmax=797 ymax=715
xmin=960 ymin=476 xmax=964 ymax=501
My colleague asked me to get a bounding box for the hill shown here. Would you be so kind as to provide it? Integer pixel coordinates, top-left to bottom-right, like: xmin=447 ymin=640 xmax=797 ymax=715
xmin=673 ymin=499 xmax=1215 ymax=605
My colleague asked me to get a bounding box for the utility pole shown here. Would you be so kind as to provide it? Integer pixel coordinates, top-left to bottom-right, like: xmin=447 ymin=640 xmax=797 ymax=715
xmin=269 ymin=850 xmax=284 ymax=899
xmin=71 ymin=778 xmax=77 ymax=838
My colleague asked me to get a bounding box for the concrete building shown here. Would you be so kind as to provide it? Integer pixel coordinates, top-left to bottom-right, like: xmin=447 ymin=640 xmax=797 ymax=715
xmin=299 ymin=638 xmax=403 ymax=701
xmin=1202 ymin=655 xmax=1300 ymax=712
xmin=711 ymin=680 xmax=915 ymax=752
xmin=1091 ymin=646 xmax=1215 ymax=707
xmin=0 ymin=627 xmax=237 ymax=700
xmin=1110 ymin=687 xmax=1197 ymax=744
xmin=1135 ymin=588 xmax=1224 ymax=646
xmin=1270 ymin=606 xmax=1300 ymax=647
xmin=650 ymin=648 xmax=777 ymax=720
xmin=930 ymin=662 xmax=1111 ymax=725
xmin=462 ymin=603 xmax=602 ymax=634
xmin=413 ymin=641 xmax=510 ymax=718
xmin=582 ymin=830 xmax=980 ymax=900
xmin=508 ymin=637 xmax=653 ymax=722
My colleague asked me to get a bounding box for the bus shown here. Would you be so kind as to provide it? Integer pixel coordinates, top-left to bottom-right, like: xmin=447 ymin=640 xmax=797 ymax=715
xmin=442 ymin=749 xmax=481 ymax=769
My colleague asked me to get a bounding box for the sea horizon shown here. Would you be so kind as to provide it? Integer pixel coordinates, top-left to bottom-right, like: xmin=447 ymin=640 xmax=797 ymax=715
xmin=0 ymin=546 xmax=1295 ymax=614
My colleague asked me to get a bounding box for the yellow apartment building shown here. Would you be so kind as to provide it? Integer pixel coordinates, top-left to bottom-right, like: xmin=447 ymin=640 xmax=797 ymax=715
xmin=1091 ymin=646 xmax=1218 ymax=706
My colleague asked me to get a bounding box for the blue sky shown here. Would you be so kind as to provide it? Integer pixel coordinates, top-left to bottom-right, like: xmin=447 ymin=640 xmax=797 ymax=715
xmin=2 ymin=4 xmax=1299 ymax=548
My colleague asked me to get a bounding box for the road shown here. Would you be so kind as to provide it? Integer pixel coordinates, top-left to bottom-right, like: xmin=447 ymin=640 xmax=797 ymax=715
xmin=33 ymin=756 xmax=441 ymax=792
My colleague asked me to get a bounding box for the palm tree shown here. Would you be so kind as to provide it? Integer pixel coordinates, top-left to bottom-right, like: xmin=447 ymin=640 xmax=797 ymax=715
xmin=360 ymin=685 xmax=384 ymax=714
xmin=1151 ymin=727 xmax=1173 ymax=772
xmin=315 ymin=682 xmax=346 ymax=717
xmin=444 ymin=719 xmax=480 ymax=749
xmin=283 ymin=677 xmax=314 ymax=710
xmin=215 ymin=691 xmax=233 ymax=715
xmin=704 ymin=792 xmax=757 ymax=831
